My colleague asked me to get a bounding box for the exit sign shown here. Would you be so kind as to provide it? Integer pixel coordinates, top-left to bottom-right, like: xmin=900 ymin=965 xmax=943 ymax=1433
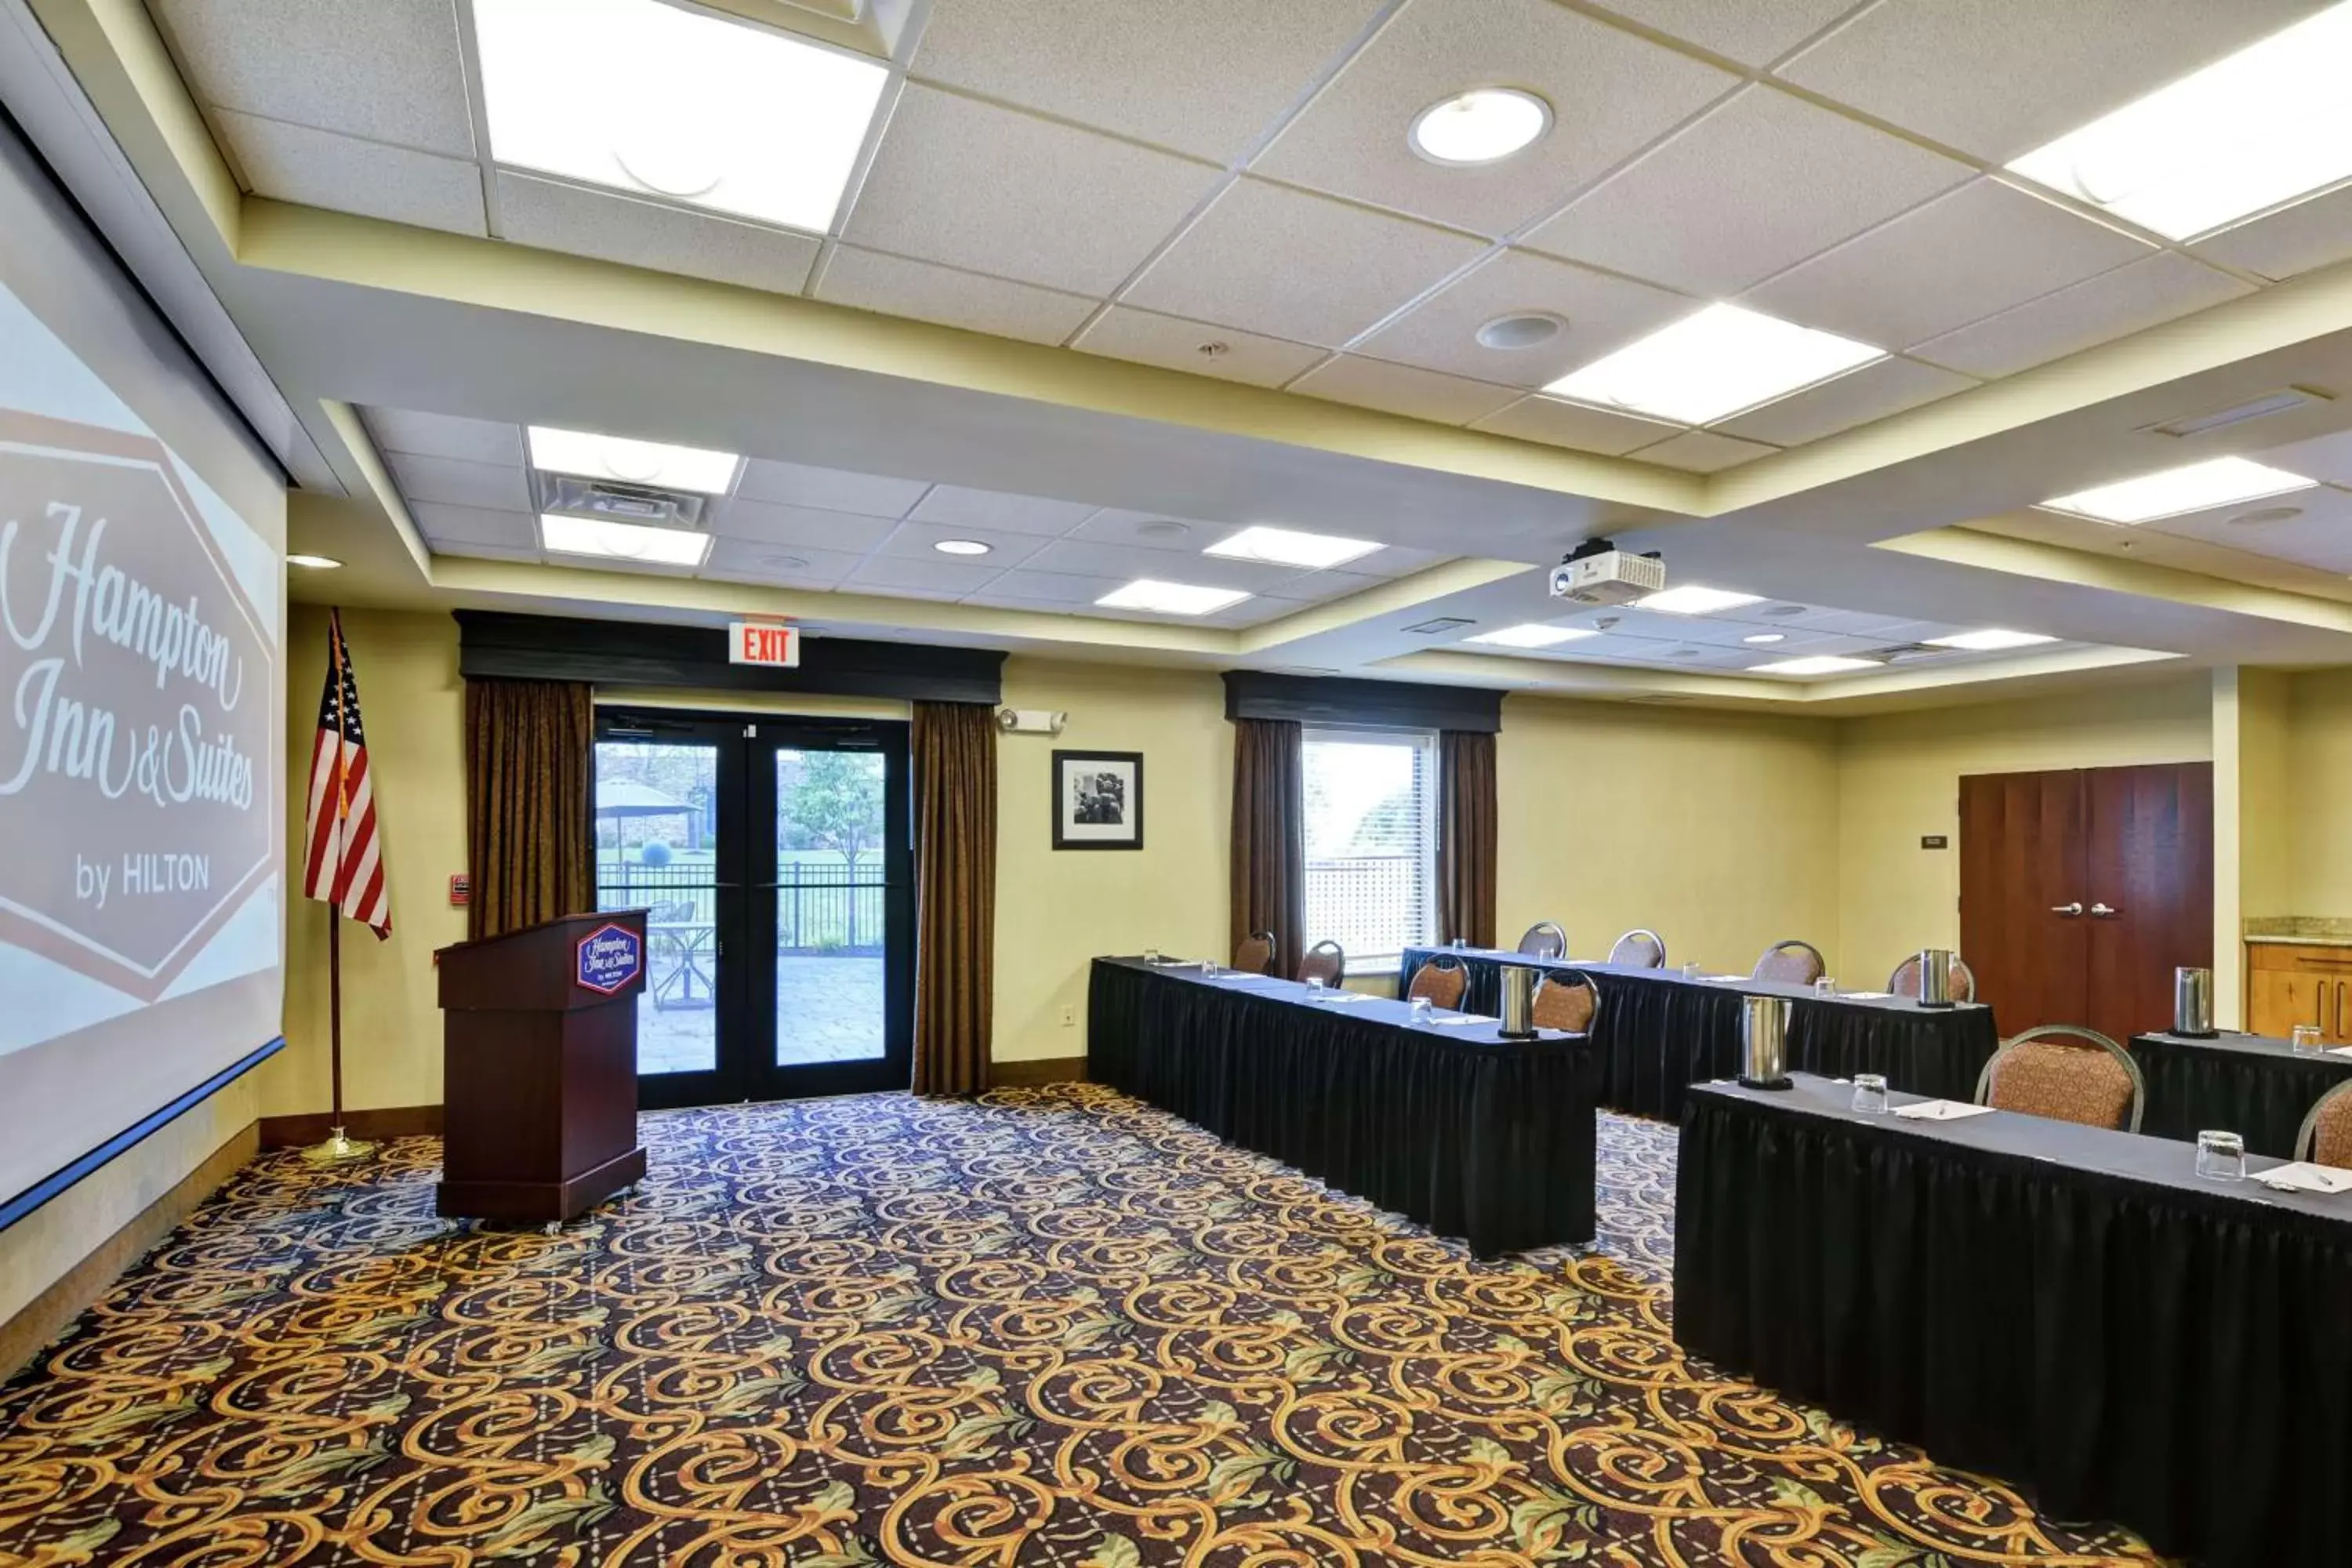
xmin=729 ymin=622 xmax=801 ymax=667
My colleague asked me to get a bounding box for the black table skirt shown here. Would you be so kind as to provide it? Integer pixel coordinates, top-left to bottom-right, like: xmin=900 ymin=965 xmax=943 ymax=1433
xmin=1676 ymin=1079 xmax=2352 ymax=1568
xmin=1403 ymin=947 xmax=1999 ymax=1120
xmin=1088 ymin=958 xmax=1599 ymax=1256
xmin=2131 ymin=1030 xmax=2352 ymax=1157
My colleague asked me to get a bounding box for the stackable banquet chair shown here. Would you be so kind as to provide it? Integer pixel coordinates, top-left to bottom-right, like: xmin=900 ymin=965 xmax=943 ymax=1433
xmin=1515 ymin=922 xmax=1568 ymax=959
xmin=1753 ymin=938 xmax=1827 ymax=986
xmin=1974 ymin=1025 xmax=2145 ymax=1132
xmin=1297 ymin=940 xmax=1346 ymax=989
xmin=2296 ymin=1080 xmax=2352 ymax=1167
xmin=1405 ymin=956 xmax=1468 ymax=1010
xmin=1607 ymin=928 xmax=1667 ymax=968
xmin=1232 ymin=930 xmax=1278 ymax=976
xmin=1531 ymin=973 xmax=1599 ymax=1033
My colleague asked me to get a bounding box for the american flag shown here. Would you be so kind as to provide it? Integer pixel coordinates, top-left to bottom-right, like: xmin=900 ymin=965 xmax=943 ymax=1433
xmin=302 ymin=609 xmax=391 ymax=937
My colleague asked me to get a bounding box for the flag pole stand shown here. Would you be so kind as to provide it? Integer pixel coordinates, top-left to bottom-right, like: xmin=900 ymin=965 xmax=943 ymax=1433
xmin=303 ymin=849 xmax=375 ymax=1165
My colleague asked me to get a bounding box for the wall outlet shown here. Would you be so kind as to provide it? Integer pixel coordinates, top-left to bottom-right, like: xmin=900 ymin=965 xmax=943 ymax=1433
xmin=1059 ymin=1004 xmax=1076 ymax=1027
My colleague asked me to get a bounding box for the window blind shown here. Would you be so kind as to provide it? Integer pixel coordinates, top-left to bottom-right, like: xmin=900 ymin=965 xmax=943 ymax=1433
xmin=1301 ymin=728 xmax=1439 ymax=968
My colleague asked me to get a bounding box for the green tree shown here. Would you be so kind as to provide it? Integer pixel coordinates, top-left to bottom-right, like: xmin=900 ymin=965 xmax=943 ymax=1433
xmin=786 ymin=752 xmax=884 ymax=868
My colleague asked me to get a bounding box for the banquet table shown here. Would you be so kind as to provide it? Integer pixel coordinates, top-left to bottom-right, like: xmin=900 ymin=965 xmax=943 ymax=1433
xmin=2129 ymin=1029 xmax=2352 ymax=1156
xmin=1675 ymin=1073 xmax=2352 ymax=1568
xmin=1400 ymin=946 xmax=1998 ymax=1120
xmin=1087 ymin=956 xmax=1599 ymax=1256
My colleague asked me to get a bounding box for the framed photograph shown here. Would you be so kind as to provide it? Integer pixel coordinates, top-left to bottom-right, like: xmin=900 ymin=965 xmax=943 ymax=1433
xmin=1051 ymin=750 xmax=1143 ymax=850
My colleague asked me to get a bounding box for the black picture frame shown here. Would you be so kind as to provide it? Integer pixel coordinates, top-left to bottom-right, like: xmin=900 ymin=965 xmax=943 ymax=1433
xmin=1051 ymin=750 xmax=1144 ymax=851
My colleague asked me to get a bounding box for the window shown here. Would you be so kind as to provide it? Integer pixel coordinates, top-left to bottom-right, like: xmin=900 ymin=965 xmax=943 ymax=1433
xmin=1301 ymin=728 xmax=1439 ymax=970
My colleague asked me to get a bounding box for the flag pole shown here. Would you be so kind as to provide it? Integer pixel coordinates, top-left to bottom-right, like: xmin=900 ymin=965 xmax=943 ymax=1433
xmin=307 ymin=609 xmax=373 ymax=1164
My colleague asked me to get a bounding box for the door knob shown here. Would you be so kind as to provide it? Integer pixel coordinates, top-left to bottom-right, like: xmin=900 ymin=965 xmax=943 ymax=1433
xmin=2089 ymin=902 xmax=2119 ymax=918
xmin=2050 ymin=902 xmax=2085 ymax=916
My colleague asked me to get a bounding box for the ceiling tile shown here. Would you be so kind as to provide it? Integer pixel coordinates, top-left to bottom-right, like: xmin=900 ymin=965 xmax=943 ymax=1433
xmin=430 ymin=539 xmax=539 ymax=564
xmin=843 ymin=84 xmax=1222 ymax=296
xmin=386 ymin=451 xmax=533 ymax=511
xmin=1521 ymin=86 xmax=1972 ymax=298
xmin=1066 ymin=509 xmax=1224 ymax=551
xmin=967 ymin=568 xmax=1131 ymax=606
xmin=815 ymin=246 xmax=1098 ymax=346
xmin=1250 ymin=0 xmax=1737 ymax=237
xmin=1590 ymin=0 xmax=1862 ymax=65
xmin=1021 ymin=538 xmax=1307 ymax=592
xmin=1632 ymin=430 xmax=1780 ymax=472
xmin=493 ymin=173 xmax=819 ymax=294
xmin=2261 ymin=431 xmax=2352 ymax=488
xmin=1354 ymin=249 xmax=1688 ymax=388
xmin=1073 ymin=307 xmax=1328 ymax=388
xmin=155 ymin=0 xmax=476 ymax=156
xmin=701 ymin=537 xmax=867 ymax=586
xmin=1777 ymin=0 xmax=2329 ymax=162
xmin=908 ymin=485 xmax=1099 ymax=535
xmin=1288 ymin=355 xmax=1521 ymax=425
xmin=735 ymin=460 xmax=928 ymax=518
xmin=1714 ymin=356 xmax=1976 ymax=445
xmin=2195 ymin=187 xmax=2352 ymax=282
xmin=2138 ymin=484 xmax=2352 ymax=574
xmin=407 ymin=503 xmax=537 ymax=549
xmin=1124 ymin=178 xmax=1487 ymax=347
xmin=1907 ymin=252 xmax=2252 ymax=379
xmin=907 ymin=0 xmax=1386 ymax=163
xmin=706 ymin=498 xmax=898 ymax=554
xmin=844 ymin=554 xmax=1007 ymax=594
xmin=870 ymin=521 xmax=1054 ymax=569
xmin=1743 ymin=178 xmax=2151 ymax=350
xmin=362 ymin=408 xmax=522 ymax=466
xmin=1471 ymin=396 xmax=1680 ymax=455
xmin=216 ymin=111 xmax=485 ymax=235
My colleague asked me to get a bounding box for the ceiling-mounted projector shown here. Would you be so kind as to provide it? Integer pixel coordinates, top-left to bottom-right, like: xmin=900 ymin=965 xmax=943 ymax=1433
xmin=1548 ymin=539 xmax=1665 ymax=604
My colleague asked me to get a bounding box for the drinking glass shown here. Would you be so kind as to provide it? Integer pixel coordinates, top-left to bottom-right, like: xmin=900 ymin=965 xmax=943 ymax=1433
xmin=2293 ymin=1024 xmax=2325 ymax=1056
xmin=1680 ymin=960 xmax=1703 ymax=979
xmin=1142 ymin=947 xmax=1160 ymax=964
xmin=1852 ymin=1073 xmax=1889 ymax=1114
xmin=2196 ymin=1130 xmax=2246 ymax=1181
xmin=1408 ymin=996 xmax=1434 ymax=1026
xmin=1305 ymin=975 xmax=1327 ymax=1001
xmin=1814 ymin=977 xmax=1838 ymax=998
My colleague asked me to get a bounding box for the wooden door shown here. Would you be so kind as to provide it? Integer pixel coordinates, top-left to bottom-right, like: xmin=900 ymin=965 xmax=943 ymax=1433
xmin=1959 ymin=769 xmax=2089 ymax=1036
xmin=2084 ymin=762 xmax=2213 ymax=1042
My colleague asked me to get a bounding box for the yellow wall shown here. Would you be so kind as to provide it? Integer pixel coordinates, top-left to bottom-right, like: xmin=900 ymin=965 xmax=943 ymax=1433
xmin=1833 ymin=674 xmax=2215 ymax=993
xmin=2281 ymin=669 xmax=2352 ymax=917
xmin=1498 ymin=697 xmax=1843 ymax=977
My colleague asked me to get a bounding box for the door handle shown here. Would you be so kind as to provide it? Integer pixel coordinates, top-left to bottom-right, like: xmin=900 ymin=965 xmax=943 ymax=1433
xmin=2051 ymin=902 xmax=2085 ymax=916
xmin=2089 ymin=902 xmax=2119 ymax=918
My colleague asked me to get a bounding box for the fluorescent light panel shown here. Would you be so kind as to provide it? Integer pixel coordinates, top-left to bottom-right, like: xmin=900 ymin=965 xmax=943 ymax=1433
xmin=1924 ymin=629 xmax=2058 ymax=652
xmin=2040 ymin=456 xmax=2317 ymax=524
xmin=1752 ymin=655 xmax=1878 ymax=676
xmin=528 ymin=426 xmax=742 ymax=495
xmin=1544 ymin=303 xmax=1885 ymax=426
xmin=1204 ymin=525 xmax=1380 ymax=570
xmin=1095 ymin=579 xmax=1251 ymax=615
xmin=1636 ymin=585 xmax=1765 ymax=615
xmin=2007 ymin=5 xmax=2352 ymax=241
xmin=473 ymin=0 xmax=888 ymax=234
xmin=1465 ymin=623 xmax=1599 ymax=648
xmin=540 ymin=513 xmax=711 ymax=566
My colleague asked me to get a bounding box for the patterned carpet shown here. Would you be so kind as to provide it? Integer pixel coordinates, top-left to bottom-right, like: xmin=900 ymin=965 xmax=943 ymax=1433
xmin=0 ymin=1085 xmax=2166 ymax=1567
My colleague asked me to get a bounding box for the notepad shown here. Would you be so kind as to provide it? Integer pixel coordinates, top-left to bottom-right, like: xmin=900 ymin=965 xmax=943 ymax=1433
xmin=2328 ymin=1047 xmax=2352 ymax=1060
xmin=1838 ymin=990 xmax=1895 ymax=1000
xmin=1431 ymin=1014 xmax=1497 ymax=1026
xmin=1701 ymin=975 xmax=1747 ymax=983
xmin=1893 ymin=1099 xmax=1995 ymax=1122
xmin=2257 ymin=1161 xmax=2352 ymax=1195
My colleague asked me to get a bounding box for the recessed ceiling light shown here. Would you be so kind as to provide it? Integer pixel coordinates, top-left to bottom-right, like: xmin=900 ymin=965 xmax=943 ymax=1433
xmin=1636 ymin=585 xmax=1765 ymax=615
xmin=541 ymin=513 xmax=711 ymax=566
xmin=2005 ymin=5 xmax=2352 ymax=241
xmin=1135 ymin=519 xmax=1192 ymax=540
xmin=1923 ymin=629 xmax=2060 ymax=652
xmin=286 ymin=554 xmax=343 ymax=570
xmin=2039 ymin=456 xmax=2318 ymax=524
xmin=473 ymin=0 xmax=888 ymax=234
xmin=1204 ymin=525 xmax=1380 ymax=570
xmin=1544 ymin=303 xmax=1884 ymax=426
xmin=1741 ymin=632 xmax=1784 ymax=644
xmin=528 ymin=426 xmax=742 ymax=495
xmin=1752 ymin=655 xmax=1879 ymax=676
xmin=1095 ymin=579 xmax=1251 ymax=615
xmin=2230 ymin=504 xmax=2307 ymax=526
xmin=933 ymin=539 xmax=993 ymax=556
xmin=1464 ymin=623 xmax=1599 ymax=648
xmin=1475 ymin=312 xmax=1567 ymax=350
xmin=760 ymin=553 xmax=811 ymax=571
xmin=1408 ymin=88 xmax=1552 ymax=165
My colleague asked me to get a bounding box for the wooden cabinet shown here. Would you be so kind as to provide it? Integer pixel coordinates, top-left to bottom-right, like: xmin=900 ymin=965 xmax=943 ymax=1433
xmin=2247 ymin=942 xmax=2352 ymax=1041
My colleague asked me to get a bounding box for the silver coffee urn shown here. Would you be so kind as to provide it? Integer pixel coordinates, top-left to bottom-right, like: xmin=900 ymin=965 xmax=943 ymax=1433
xmin=1497 ymin=964 xmax=1537 ymax=1039
xmin=2173 ymin=967 xmax=2217 ymax=1038
xmin=1739 ymin=993 xmax=1793 ymax=1089
xmin=1915 ymin=948 xmax=1957 ymax=1009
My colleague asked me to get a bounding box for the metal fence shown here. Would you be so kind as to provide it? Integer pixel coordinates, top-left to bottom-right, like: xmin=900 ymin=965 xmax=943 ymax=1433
xmin=1304 ymin=854 xmax=1429 ymax=962
xmin=597 ymin=857 xmax=887 ymax=954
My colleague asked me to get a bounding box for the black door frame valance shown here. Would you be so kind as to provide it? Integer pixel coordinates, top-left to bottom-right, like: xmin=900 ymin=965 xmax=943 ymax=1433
xmin=455 ymin=611 xmax=1005 ymax=706
xmin=1221 ymin=670 xmax=1501 ymax=733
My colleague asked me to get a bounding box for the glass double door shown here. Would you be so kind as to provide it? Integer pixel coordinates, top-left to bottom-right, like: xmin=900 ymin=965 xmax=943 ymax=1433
xmin=593 ymin=710 xmax=913 ymax=1108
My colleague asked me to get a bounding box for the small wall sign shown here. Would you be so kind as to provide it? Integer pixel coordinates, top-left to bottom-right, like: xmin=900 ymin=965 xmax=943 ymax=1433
xmin=729 ymin=621 xmax=800 ymax=667
xmin=1920 ymin=834 xmax=1950 ymax=850
xmin=575 ymin=923 xmax=644 ymax=994
xmin=448 ymin=873 xmax=470 ymax=906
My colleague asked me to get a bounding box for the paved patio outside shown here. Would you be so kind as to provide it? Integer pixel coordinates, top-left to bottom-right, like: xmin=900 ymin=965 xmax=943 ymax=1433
xmin=636 ymin=953 xmax=886 ymax=1076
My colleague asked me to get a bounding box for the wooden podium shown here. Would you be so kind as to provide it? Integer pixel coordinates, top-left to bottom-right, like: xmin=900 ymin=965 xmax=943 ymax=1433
xmin=434 ymin=910 xmax=649 ymax=1224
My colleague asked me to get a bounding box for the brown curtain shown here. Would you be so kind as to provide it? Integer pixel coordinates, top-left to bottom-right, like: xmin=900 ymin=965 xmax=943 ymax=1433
xmin=911 ymin=701 xmax=997 ymax=1095
xmin=464 ymin=678 xmax=595 ymax=940
xmin=1230 ymin=717 xmax=1305 ymax=979
xmin=1437 ymin=728 xmax=1497 ymax=949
